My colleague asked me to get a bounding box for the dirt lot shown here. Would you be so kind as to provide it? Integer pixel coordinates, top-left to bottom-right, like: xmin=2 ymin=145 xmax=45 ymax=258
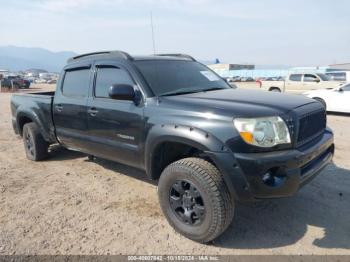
xmin=0 ymin=84 xmax=349 ymax=255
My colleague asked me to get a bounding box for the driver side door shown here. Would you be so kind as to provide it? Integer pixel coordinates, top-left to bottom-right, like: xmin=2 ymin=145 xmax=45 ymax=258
xmin=302 ymin=74 xmax=320 ymax=91
xmin=86 ymin=63 xmax=145 ymax=169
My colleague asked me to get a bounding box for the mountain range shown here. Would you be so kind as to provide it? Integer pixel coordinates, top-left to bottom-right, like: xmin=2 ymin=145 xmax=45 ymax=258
xmin=0 ymin=45 xmax=291 ymax=72
xmin=0 ymin=46 xmax=76 ymax=72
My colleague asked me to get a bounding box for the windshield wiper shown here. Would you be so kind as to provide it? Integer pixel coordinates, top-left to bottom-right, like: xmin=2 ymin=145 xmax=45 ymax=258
xmin=160 ymin=87 xmax=227 ymax=97
xmin=201 ymin=87 xmax=226 ymax=92
xmin=160 ymin=91 xmax=199 ymax=96
xmin=160 ymin=87 xmax=204 ymax=96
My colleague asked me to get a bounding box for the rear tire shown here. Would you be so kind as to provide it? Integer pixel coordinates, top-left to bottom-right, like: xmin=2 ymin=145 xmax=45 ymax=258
xmin=158 ymin=157 xmax=234 ymax=243
xmin=23 ymin=122 xmax=49 ymax=161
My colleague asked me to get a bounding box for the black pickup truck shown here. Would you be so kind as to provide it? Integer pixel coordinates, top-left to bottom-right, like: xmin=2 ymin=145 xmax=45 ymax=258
xmin=11 ymin=51 xmax=334 ymax=243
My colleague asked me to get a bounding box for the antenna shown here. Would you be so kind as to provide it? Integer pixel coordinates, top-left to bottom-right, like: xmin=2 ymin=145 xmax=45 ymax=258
xmin=150 ymin=11 xmax=156 ymax=54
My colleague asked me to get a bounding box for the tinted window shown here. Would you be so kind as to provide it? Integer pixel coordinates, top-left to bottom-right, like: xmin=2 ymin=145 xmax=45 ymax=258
xmin=316 ymin=73 xmax=330 ymax=81
xmin=342 ymin=83 xmax=350 ymax=91
xmin=62 ymin=69 xmax=90 ymax=97
xmin=304 ymin=74 xmax=319 ymax=82
xmin=134 ymin=60 xmax=230 ymax=96
xmin=289 ymin=74 xmax=302 ymax=81
xmin=95 ymin=67 xmax=134 ymax=98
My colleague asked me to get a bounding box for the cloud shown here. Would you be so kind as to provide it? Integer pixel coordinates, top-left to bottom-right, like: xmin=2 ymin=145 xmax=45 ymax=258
xmin=1 ymin=0 xmax=349 ymax=65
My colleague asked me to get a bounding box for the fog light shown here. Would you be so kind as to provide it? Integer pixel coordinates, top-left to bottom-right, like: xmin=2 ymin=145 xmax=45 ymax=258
xmin=262 ymin=172 xmax=275 ymax=186
xmin=262 ymin=169 xmax=286 ymax=187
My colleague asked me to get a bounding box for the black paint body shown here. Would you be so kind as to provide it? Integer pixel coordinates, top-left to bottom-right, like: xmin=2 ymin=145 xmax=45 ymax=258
xmin=10 ymin=55 xmax=334 ymax=202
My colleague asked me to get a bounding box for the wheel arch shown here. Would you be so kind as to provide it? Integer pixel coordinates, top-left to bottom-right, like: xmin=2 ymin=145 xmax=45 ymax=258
xmin=145 ymin=124 xmax=227 ymax=180
xmin=269 ymin=86 xmax=281 ymax=92
xmin=16 ymin=110 xmax=50 ymax=141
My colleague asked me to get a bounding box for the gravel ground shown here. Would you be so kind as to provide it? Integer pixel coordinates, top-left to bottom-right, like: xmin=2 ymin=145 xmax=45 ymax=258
xmin=0 ymin=84 xmax=349 ymax=255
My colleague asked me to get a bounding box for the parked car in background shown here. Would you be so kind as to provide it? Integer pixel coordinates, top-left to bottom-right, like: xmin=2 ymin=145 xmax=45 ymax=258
xmin=232 ymin=76 xmax=242 ymax=82
xmin=261 ymin=73 xmax=343 ymax=93
xmin=325 ymin=71 xmax=350 ymax=82
xmin=34 ymin=79 xmax=47 ymax=84
xmin=223 ymin=76 xmax=242 ymax=83
xmin=265 ymin=77 xmax=278 ymax=81
xmin=47 ymin=79 xmax=57 ymax=84
xmin=241 ymin=77 xmax=254 ymax=82
xmin=304 ymin=83 xmax=350 ymax=113
xmin=1 ymin=76 xmax=30 ymax=89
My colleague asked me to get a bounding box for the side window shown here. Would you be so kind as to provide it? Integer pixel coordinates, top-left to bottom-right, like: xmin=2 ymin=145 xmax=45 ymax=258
xmin=62 ymin=69 xmax=90 ymax=97
xmin=289 ymin=74 xmax=302 ymax=81
xmin=303 ymin=74 xmax=319 ymax=82
xmin=94 ymin=66 xmax=134 ymax=98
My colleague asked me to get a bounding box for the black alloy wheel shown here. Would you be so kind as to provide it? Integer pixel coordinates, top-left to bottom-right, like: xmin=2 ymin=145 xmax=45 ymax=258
xmin=24 ymin=131 xmax=35 ymax=157
xmin=169 ymin=180 xmax=205 ymax=226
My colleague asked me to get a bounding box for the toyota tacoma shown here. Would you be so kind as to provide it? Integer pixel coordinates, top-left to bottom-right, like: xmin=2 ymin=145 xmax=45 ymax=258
xmin=11 ymin=51 xmax=334 ymax=243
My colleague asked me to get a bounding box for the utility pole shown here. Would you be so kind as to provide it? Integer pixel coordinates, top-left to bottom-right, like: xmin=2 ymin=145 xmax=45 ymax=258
xmin=150 ymin=11 xmax=156 ymax=54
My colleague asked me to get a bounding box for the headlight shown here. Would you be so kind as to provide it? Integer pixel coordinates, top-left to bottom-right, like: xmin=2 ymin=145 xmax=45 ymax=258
xmin=233 ymin=116 xmax=291 ymax=147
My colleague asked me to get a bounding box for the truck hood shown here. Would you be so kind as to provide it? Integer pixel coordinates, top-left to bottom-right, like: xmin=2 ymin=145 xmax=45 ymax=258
xmin=159 ymin=88 xmax=317 ymax=118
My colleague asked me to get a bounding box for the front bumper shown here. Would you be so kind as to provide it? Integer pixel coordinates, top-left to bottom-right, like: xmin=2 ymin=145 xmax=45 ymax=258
xmin=207 ymin=128 xmax=334 ymax=202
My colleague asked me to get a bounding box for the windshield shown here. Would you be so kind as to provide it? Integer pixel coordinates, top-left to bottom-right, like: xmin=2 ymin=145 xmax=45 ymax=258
xmin=134 ymin=60 xmax=231 ymax=96
xmin=316 ymin=73 xmax=330 ymax=81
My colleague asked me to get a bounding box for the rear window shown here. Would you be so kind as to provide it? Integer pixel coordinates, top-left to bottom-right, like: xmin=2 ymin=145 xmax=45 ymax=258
xmin=289 ymin=74 xmax=302 ymax=81
xmin=62 ymin=69 xmax=90 ymax=97
xmin=316 ymin=73 xmax=330 ymax=81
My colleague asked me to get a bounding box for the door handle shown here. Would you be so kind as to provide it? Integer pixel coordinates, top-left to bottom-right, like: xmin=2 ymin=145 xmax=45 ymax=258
xmin=88 ymin=107 xmax=98 ymax=116
xmin=55 ymin=105 xmax=63 ymax=112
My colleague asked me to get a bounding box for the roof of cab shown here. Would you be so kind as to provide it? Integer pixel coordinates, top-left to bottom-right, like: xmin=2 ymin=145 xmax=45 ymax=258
xmin=67 ymin=51 xmax=196 ymax=64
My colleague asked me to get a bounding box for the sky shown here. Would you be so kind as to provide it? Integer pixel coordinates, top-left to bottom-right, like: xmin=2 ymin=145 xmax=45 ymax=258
xmin=0 ymin=0 xmax=349 ymax=66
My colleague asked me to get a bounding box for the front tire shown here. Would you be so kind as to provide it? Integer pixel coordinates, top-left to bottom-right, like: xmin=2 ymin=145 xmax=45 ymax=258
xmin=23 ymin=122 xmax=49 ymax=161
xmin=158 ymin=157 xmax=234 ymax=243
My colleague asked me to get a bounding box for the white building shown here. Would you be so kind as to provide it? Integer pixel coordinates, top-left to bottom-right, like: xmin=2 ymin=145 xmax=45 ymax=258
xmin=0 ymin=69 xmax=9 ymax=79
xmin=329 ymin=63 xmax=350 ymax=71
xmin=39 ymin=72 xmax=59 ymax=81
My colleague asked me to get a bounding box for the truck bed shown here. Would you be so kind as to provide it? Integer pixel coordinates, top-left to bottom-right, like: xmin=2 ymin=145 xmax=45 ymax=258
xmin=11 ymin=91 xmax=57 ymax=143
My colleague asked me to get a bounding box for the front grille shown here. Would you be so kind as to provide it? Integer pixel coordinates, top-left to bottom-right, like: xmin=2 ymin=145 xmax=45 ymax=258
xmin=297 ymin=109 xmax=326 ymax=146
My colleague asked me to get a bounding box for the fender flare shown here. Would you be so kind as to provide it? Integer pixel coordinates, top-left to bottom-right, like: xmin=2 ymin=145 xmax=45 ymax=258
xmin=145 ymin=124 xmax=243 ymax=202
xmin=16 ymin=109 xmax=51 ymax=142
xmin=145 ymin=124 xmax=227 ymax=178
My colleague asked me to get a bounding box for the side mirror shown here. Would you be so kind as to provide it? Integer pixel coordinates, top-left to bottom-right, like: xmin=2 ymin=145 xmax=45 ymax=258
xmin=315 ymin=78 xmax=320 ymax=83
xmin=334 ymin=86 xmax=343 ymax=92
xmin=109 ymin=84 xmax=135 ymax=101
